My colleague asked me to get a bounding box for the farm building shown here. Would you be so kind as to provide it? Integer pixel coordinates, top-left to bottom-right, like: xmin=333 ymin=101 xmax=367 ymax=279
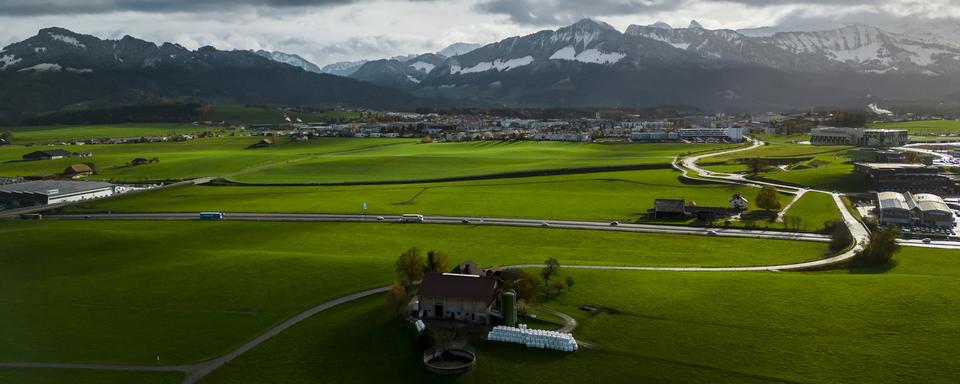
xmin=22 ymin=149 xmax=71 ymax=161
xmin=0 ymin=180 xmax=115 ymax=208
xmin=417 ymin=273 xmax=499 ymax=325
xmin=651 ymin=199 xmax=687 ymax=219
xmin=63 ymin=164 xmax=93 ymax=178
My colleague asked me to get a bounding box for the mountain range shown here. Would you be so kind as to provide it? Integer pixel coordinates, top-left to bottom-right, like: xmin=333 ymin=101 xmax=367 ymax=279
xmin=4 ymin=21 xmax=960 ymax=122
xmin=342 ymin=19 xmax=960 ymax=110
xmin=0 ymin=27 xmax=413 ymax=123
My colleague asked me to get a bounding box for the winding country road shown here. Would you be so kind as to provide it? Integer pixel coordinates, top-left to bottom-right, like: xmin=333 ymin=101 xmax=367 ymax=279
xmin=0 ymin=137 xmax=910 ymax=383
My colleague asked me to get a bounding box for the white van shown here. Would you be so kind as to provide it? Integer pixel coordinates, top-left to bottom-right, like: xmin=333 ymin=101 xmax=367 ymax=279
xmin=400 ymin=214 xmax=425 ymax=223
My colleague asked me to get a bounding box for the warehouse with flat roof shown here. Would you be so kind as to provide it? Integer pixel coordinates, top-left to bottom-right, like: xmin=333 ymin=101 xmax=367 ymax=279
xmin=0 ymin=180 xmax=115 ymax=208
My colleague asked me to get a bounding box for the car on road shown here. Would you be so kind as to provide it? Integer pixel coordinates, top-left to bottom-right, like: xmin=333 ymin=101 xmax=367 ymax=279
xmin=707 ymin=230 xmax=719 ymax=236
xmin=461 ymin=219 xmax=470 ymax=224
xmin=20 ymin=213 xmax=42 ymax=220
xmin=541 ymin=222 xmax=550 ymax=227
xmin=922 ymin=238 xmax=932 ymax=244
xmin=610 ymin=221 xmax=619 ymax=226
xmin=376 ymin=216 xmax=385 ymax=221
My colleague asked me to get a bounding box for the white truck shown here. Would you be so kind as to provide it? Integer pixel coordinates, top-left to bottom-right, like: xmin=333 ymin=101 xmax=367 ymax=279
xmin=400 ymin=214 xmax=425 ymax=223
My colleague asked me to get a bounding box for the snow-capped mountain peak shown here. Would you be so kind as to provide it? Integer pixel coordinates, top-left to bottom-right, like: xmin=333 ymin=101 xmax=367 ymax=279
xmin=254 ymin=50 xmax=322 ymax=73
xmin=688 ymin=20 xmax=704 ymax=30
xmin=650 ymin=22 xmax=672 ymax=30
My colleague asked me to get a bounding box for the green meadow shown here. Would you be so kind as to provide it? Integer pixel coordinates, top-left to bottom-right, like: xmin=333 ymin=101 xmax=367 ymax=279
xmin=227 ymin=141 xmax=734 ymax=184
xmin=701 ymin=138 xmax=864 ymax=192
xmin=69 ymin=169 xmax=794 ymax=224
xmin=2 ymin=123 xmax=217 ymax=144
xmin=0 ymin=220 xmax=827 ymax=365
xmin=0 ymin=368 xmax=181 ymax=384
xmin=0 ymin=136 xmax=731 ymax=184
xmin=0 ymin=137 xmax=412 ymax=182
xmin=201 ymin=247 xmax=960 ymax=384
xmin=869 ymin=119 xmax=960 ymax=137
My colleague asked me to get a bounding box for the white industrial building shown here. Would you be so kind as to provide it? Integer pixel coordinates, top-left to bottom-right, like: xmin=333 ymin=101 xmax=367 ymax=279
xmin=678 ymin=127 xmax=744 ymax=142
xmin=811 ymin=128 xmax=908 ymax=147
xmin=0 ymin=180 xmax=117 ymax=208
xmin=876 ymin=191 xmax=956 ymax=227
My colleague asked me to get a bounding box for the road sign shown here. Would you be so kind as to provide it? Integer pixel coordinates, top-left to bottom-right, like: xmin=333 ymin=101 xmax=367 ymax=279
xmin=363 ymin=201 xmax=367 ymax=210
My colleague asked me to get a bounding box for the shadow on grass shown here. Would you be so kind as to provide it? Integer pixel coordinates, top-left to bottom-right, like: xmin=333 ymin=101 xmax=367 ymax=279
xmin=846 ymin=259 xmax=899 ymax=274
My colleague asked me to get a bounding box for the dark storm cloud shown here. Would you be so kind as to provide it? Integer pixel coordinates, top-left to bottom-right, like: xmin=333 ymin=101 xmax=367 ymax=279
xmin=472 ymin=0 xmax=956 ymax=25
xmin=0 ymin=0 xmax=359 ymax=16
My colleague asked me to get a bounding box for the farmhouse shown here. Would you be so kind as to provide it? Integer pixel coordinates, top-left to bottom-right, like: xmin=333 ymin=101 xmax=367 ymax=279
xmin=62 ymin=164 xmax=93 ymax=178
xmin=729 ymin=194 xmax=749 ymax=210
xmin=417 ymin=273 xmax=499 ymax=324
xmin=22 ymin=149 xmax=71 ymax=161
xmin=0 ymin=180 xmax=115 ymax=208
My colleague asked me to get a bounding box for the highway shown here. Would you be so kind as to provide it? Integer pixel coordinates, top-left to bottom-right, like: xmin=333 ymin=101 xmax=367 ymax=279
xmin=49 ymin=212 xmax=832 ymax=242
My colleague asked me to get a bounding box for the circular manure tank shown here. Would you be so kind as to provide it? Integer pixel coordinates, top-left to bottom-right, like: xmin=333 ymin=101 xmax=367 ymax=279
xmin=422 ymin=347 xmax=476 ymax=375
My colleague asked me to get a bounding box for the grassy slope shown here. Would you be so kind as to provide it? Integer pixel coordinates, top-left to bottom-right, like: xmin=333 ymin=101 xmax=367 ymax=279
xmin=0 ymin=221 xmax=826 ymax=365
xmin=68 ymin=169 xmax=791 ymax=224
xmin=2 ymin=123 xmax=216 ymax=144
xmin=202 ymin=247 xmax=960 ymax=384
xmin=782 ymin=192 xmax=842 ymax=231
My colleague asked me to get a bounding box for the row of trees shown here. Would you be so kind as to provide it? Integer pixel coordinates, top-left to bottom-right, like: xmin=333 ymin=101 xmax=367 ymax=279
xmin=388 ymin=247 xmax=451 ymax=315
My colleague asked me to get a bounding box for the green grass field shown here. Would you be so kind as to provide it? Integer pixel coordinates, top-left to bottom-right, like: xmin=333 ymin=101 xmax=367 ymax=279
xmin=0 ymin=136 xmax=729 ymax=184
xmin=0 ymin=368 xmax=181 ymax=384
xmin=200 ymin=247 xmax=960 ymax=384
xmin=68 ymin=169 xmax=794 ymax=224
xmin=227 ymin=141 xmax=733 ymax=184
xmin=1 ymin=123 xmax=219 ymax=144
xmin=781 ymin=192 xmax=841 ymax=231
xmin=0 ymin=137 xmax=412 ymax=182
xmin=701 ymin=139 xmax=864 ymax=192
xmin=0 ymin=220 xmax=827 ymax=365
xmin=869 ymin=119 xmax=960 ymax=137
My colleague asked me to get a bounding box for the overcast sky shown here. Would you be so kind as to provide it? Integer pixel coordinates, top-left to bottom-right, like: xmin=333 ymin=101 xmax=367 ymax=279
xmin=1 ymin=0 xmax=959 ymax=66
